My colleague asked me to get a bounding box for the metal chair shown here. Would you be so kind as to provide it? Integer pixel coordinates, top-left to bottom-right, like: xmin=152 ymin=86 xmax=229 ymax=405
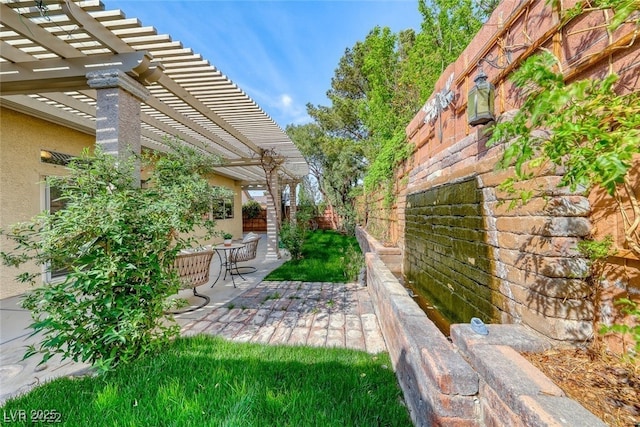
xmin=229 ymin=235 xmax=261 ymax=274
xmin=167 ymin=248 xmax=214 ymax=313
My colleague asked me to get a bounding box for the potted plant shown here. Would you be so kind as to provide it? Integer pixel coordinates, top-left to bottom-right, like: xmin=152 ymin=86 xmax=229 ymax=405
xmin=223 ymin=232 xmax=233 ymax=246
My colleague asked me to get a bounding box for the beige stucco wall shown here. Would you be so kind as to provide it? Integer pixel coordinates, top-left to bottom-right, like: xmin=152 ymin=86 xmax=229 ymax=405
xmin=1 ymin=107 xmax=244 ymax=300
xmin=204 ymin=174 xmax=244 ymax=243
xmin=1 ymin=107 xmax=93 ymax=299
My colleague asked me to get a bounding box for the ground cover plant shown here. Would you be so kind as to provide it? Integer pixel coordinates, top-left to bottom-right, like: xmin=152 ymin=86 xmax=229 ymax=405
xmin=1 ymin=335 xmax=411 ymax=427
xmin=265 ymin=230 xmax=364 ymax=282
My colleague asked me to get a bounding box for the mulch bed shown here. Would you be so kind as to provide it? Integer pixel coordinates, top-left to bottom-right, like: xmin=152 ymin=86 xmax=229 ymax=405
xmin=523 ymin=348 xmax=639 ymax=427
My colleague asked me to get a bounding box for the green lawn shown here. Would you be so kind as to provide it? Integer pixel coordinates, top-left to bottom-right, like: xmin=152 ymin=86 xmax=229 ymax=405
xmin=1 ymin=336 xmax=411 ymax=426
xmin=265 ymin=230 xmax=364 ymax=282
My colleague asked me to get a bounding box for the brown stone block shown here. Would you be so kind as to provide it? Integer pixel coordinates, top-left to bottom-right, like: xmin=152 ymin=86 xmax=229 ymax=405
xmin=502 ymin=265 xmax=591 ymax=298
xmin=495 ymin=216 xmax=591 ymax=237
xmin=507 ymin=281 xmax=594 ymax=320
xmin=480 ymin=382 xmax=526 ymax=427
xmin=493 ymin=176 xmax=573 ymax=201
xmin=496 ymin=233 xmax=581 ymax=257
xmin=498 ymin=248 xmax=589 ymax=278
xmin=519 ymin=306 xmax=593 ymax=341
xmin=489 ymin=195 xmax=590 ymax=217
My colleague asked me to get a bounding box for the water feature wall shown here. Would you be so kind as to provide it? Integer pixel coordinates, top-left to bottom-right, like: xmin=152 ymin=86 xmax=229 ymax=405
xmin=357 ymin=227 xmax=606 ymax=426
xmin=404 ymin=178 xmax=498 ymax=325
xmin=404 ymin=130 xmax=596 ymax=342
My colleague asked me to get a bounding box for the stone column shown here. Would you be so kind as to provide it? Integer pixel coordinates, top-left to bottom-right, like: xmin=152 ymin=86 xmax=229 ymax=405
xmin=264 ymin=166 xmax=281 ymax=260
xmin=87 ymin=69 xmax=149 ymax=187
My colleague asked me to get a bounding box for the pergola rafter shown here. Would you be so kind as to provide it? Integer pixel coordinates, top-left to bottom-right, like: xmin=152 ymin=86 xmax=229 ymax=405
xmin=0 ymin=0 xmax=308 ymax=184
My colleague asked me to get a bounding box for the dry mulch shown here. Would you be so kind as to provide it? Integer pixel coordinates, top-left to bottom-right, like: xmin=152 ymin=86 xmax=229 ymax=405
xmin=523 ymin=348 xmax=639 ymax=427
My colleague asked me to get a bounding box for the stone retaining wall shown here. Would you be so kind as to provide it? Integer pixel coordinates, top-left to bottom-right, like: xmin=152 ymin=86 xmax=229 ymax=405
xmin=359 ymin=227 xmax=606 ymax=426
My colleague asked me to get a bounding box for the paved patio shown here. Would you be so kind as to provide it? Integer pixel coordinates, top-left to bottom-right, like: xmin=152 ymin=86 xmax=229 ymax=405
xmin=181 ymin=280 xmax=386 ymax=353
xmin=0 ymin=234 xmax=386 ymax=405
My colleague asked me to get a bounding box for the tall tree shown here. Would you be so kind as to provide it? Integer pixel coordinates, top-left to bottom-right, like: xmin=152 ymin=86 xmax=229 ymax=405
xmin=286 ymin=122 xmax=365 ymax=230
xmin=293 ymin=0 xmax=494 ymax=227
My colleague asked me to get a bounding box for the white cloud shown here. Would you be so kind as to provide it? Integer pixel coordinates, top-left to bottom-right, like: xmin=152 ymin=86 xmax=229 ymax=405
xmin=280 ymin=94 xmax=293 ymax=108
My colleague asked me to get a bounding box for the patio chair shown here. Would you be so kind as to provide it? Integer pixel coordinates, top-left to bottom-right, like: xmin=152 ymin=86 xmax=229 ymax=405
xmin=229 ymin=234 xmax=261 ymax=274
xmin=167 ymin=247 xmax=214 ymax=313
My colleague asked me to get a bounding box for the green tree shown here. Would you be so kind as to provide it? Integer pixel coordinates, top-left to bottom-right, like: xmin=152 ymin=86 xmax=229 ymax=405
xmin=1 ymin=141 xmax=229 ymax=371
xmin=286 ymin=122 xmax=365 ymax=232
xmin=292 ymin=0 xmax=493 ymax=226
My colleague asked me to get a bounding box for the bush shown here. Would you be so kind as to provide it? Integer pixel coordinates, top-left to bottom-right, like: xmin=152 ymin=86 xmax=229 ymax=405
xmin=1 ymin=141 xmax=228 ymax=371
xmin=242 ymin=200 xmax=263 ymax=219
xmin=341 ymin=244 xmax=365 ymax=282
xmin=279 ymin=221 xmax=306 ymax=260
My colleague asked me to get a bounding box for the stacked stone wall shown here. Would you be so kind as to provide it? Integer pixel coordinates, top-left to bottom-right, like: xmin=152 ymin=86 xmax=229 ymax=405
xmin=399 ymin=0 xmax=639 ymax=343
xmin=405 ymin=178 xmax=498 ymax=325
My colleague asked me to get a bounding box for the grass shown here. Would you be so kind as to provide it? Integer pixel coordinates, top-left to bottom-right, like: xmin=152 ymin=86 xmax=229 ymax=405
xmin=265 ymin=230 xmax=364 ymax=282
xmin=1 ymin=336 xmax=411 ymax=426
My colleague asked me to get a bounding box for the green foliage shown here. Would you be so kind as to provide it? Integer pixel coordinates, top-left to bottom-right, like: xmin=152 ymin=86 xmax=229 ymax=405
xmin=341 ymin=244 xmax=365 ymax=282
xmin=279 ymin=220 xmax=306 ymax=260
xmin=286 ymin=123 xmax=364 ymax=230
xmin=1 ymin=141 xmax=226 ymax=372
xmin=489 ymin=52 xmax=640 ymax=198
xmin=489 ymin=46 xmax=639 ymax=357
xmin=549 ymin=0 xmax=640 ymax=30
xmin=242 ymin=200 xmax=263 ymax=219
xmin=600 ymin=298 xmax=640 ymax=357
xmin=577 ymin=236 xmax=616 ymax=263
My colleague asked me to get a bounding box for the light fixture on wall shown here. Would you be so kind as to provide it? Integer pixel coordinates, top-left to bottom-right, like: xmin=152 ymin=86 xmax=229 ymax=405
xmin=40 ymin=149 xmax=53 ymax=160
xmin=467 ymin=69 xmax=495 ymax=126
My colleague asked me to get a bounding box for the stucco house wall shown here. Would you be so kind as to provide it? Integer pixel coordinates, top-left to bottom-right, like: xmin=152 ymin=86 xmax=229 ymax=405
xmin=0 ymin=107 xmax=244 ymax=300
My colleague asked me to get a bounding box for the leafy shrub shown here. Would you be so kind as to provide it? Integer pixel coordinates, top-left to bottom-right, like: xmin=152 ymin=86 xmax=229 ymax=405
xmin=600 ymin=299 xmax=640 ymax=358
xmin=1 ymin=141 xmax=228 ymax=371
xmin=242 ymin=200 xmax=263 ymax=219
xmin=279 ymin=221 xmax=306 ymax=260
xmin=341 ymin=244 xmax=365 ymax=282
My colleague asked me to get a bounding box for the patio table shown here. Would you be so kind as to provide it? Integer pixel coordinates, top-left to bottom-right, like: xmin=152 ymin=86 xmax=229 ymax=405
xmin=212 ymin=243 xmax=246 ymax=288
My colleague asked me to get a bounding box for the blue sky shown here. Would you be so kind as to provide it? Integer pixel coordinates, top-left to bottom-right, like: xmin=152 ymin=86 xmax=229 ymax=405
xmin=106 ymin=0 xmax=423 ymax=129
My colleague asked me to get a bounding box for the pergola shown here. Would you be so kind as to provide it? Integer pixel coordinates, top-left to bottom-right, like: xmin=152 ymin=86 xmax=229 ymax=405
xmin=0 ymin=0 xmax=309 ymax=259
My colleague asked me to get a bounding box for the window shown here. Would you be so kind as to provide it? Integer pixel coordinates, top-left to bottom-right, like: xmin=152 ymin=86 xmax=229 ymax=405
xmin=211 ymin=187 xmax=234 ymax=219
xmin=45 ymin=180 xmax=70 ymax=281
xmin=41 ymin=149 xmax=74 ymax=166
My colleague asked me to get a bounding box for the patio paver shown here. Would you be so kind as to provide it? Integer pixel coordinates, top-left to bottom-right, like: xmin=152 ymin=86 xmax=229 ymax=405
xmin=181 ymin=281 xmax=385 ymax=354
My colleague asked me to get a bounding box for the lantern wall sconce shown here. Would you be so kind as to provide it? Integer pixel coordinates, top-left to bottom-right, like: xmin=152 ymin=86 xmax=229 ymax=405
xmin=467 ymin=69 xmax=495 ymax=126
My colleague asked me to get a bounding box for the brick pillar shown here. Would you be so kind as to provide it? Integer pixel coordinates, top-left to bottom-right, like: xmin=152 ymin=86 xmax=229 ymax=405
xmin=87 ymin=69 xmax=149 ymax=187
xmin=289 ymin=181 xmax=298 ymax=225
xmin=265 ymin=167 xmax=281 ymax=260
